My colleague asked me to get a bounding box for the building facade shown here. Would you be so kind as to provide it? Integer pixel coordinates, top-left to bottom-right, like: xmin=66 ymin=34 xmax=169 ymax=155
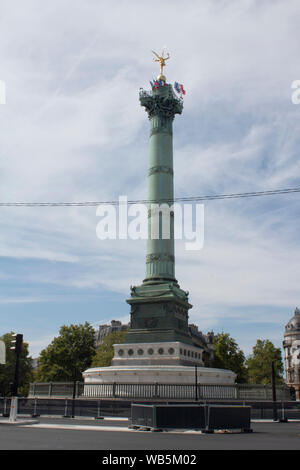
xmin=95 ymin=320 xmax=129 ymax=349
xmin=283 ymin=307 xmax=300 ymax=400
xmin=188 ymin=324 xmax=214 ymax=367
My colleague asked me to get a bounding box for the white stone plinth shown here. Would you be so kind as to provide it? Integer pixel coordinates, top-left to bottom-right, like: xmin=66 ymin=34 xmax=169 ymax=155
xmin=83 ymin=365 xmax=236 ymax=385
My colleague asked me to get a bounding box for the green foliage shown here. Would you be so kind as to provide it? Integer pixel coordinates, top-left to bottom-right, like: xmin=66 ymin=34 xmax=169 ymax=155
xmin=36 ymin=322 xmax=96 ymax=382
xmin=212 ymin=332 xmax=248 ymax=383
xmin=246 ymin=339 xmax=284 ymax=385
xmin=0 ymin=332 xmax=34 ymax=396
xmin=91 ymin=330 xmax=128 ymax=367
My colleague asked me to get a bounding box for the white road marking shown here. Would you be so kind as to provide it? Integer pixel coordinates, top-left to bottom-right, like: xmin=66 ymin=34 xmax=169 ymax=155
xmin=22 ymin=423 xmax=133 ymax=432
xmin=21 ymin=423 xmax=204 ymax=434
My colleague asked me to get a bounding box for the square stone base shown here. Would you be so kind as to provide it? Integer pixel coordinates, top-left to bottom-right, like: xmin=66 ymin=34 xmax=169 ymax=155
xmin=111 ymin=341 xmax=204 ymax=367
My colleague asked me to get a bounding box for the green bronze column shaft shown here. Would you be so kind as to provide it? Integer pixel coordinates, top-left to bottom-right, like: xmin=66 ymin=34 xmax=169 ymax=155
xmin=145 ymin=89 xmax=175 ymax=283
xmin=140 ymin=83 xmax=182 ymax=284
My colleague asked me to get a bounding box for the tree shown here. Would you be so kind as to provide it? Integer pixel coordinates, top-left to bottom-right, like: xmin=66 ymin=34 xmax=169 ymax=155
xmin=0 ymin=332 xmax=34 ymax=396
xmin=36 ymin=322 xmax=96 ymax=382
xmin=212 ymin=332 xmax=248 ymax=383
xmin=246 ymin=339 xmax=284 ymax=385
xmin=91 ymin=329 xmax=128 ymax=367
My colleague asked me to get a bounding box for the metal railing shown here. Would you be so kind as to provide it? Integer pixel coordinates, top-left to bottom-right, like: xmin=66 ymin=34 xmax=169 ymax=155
xmin=1 ymin=397 xmax=300 ymax=421
xmin=28 ymin=381 xmax=292 ymax=401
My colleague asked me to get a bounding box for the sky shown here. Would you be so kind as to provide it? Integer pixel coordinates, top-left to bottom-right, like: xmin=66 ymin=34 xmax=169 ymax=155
xmin=0 ymin=0 xmax=300 ymax=361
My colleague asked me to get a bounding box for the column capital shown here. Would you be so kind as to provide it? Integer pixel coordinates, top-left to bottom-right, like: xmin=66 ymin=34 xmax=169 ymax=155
xmin=139 ymin=84 xmax=183 ymax=120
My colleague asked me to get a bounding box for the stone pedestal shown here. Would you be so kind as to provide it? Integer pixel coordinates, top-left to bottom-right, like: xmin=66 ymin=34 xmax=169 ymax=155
xmin=83 ymin=365 xmax=236 ymax=387
xmin=112 ymin=341 xmax=204 ymax=367
xmin=125 ymin=282 xmax=193 ymax=347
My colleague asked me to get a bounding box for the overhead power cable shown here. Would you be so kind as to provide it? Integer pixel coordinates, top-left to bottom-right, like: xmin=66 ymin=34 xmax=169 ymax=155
xmin=0 ymin=187 xmax=299 ymax=207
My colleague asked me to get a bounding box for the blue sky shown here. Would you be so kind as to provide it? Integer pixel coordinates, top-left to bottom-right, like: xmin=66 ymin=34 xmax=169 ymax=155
xmin=0 ymin=0 xmax=300 ymax=360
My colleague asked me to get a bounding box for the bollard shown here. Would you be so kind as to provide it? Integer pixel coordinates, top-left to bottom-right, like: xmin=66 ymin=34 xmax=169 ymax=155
xmin=63 ymin=398 xmax=71 ymax=418
xmin=32 ymin=398 xmax=40 ymax=418
xmin=279 ymin=401 xmax=288 ymax=423
xmin=95 ymin=400 xmax=104 ymax=420
xmin=9 ymin=397 xmax=18 ymax=422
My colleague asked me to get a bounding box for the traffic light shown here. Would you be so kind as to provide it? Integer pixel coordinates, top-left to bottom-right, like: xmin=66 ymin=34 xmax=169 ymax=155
xmin=10 ymin=334 xmax=23 ymax=354
xmin=10 ymin=333 xmax=23 ymax=397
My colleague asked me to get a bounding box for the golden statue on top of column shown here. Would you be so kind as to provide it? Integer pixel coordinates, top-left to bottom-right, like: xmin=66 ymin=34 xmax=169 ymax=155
xmin=151 ymin=48 xmax=170 ymax=82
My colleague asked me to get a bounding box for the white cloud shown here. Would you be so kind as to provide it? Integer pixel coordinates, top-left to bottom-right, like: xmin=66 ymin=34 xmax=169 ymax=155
xmin=0 ymin=0 xmax=300 ymax=356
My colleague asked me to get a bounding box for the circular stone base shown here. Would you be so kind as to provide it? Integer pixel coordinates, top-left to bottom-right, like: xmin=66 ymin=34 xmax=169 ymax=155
xmin=83 ymin=365 xmax=236 ymax=385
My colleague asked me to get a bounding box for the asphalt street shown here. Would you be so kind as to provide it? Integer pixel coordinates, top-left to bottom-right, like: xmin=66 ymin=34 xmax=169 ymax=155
xmin=0 ymin=417 xmax=300 ymax=451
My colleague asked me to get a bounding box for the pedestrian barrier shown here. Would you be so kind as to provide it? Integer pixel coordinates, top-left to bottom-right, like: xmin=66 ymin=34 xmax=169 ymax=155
xmin=130 ymin=403 xmax=252 ymax=432
xmin=131 ymin=403 xmax=206 ymax=430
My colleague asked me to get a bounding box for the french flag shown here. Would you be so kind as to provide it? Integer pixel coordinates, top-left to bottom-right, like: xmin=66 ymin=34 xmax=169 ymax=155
xmin=179 ymin=84 xmax=186 ymax=95
xmin=174 ymin=82 xmax=186 ymax=98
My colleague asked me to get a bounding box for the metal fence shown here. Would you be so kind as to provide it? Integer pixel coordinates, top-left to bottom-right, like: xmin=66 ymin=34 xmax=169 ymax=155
xmin=0 ymin=397 xmax=131 ymax=418
xmin=28 ymin=381 xmax=293 ymax=401
xmin=1 ymin=397 xmax=300 ymax=421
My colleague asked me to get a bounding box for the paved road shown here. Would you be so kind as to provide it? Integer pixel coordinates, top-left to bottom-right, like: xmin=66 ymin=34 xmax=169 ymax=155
xmin=1 ymin=417 xmax=300 ymax=451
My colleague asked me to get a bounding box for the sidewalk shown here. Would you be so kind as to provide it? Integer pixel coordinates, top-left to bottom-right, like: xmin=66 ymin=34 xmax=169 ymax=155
xmin=0 ymin=417 xmax=39 ymax=425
